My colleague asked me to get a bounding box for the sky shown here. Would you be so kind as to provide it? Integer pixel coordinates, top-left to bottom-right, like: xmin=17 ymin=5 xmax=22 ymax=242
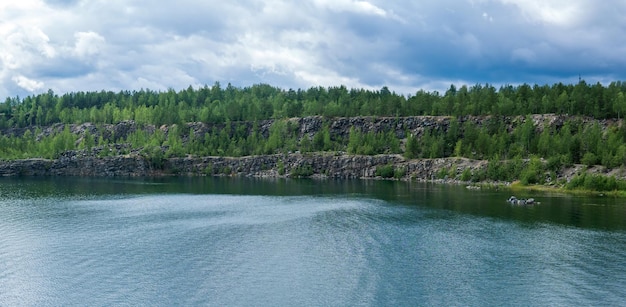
xmin=1 ymin=0 xmax=626 ymax=99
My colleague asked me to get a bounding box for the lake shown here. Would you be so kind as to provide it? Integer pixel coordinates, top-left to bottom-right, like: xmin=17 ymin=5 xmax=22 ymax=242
xmin=1 ymin=177 xmax=625 ymax=306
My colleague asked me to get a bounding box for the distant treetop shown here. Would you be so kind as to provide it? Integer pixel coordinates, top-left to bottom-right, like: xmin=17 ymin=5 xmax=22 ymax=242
xmin=1 ymin=80 xmax=626 ymax=128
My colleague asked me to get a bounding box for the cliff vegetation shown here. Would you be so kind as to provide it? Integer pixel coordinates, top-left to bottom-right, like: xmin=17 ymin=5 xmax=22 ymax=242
xmin=2 ymin=81 xmax=626 ymax=192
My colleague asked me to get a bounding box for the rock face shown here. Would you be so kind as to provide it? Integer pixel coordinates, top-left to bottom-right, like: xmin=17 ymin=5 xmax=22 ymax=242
xmin=0 ymin=116 xmax=477 ymax=179
xmin=2 ymin=114 xmax=596 ymax=142
xmin=0 ymin=156 xmax=153 ymax=177
xmin=167 ymin=154 xmax=406 ymax=179
xmin=0 ymin=153 xmax=486 ymax=181
xmin=0 ymin=115 xmax=621 ymax=181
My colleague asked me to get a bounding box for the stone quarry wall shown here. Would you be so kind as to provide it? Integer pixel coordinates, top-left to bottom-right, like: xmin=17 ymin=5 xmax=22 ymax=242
xmin=0 ymin=115 xmax=619 ymax=181
xmin=0 ymin=152 xmax=488 ymax=182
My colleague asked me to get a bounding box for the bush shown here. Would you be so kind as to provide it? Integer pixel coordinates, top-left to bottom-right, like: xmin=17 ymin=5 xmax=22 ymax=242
xmin=520 ymin=168 xmax=539 ymax=185
xmin=277 ymin=160 xmax=285 ymax=175
xmin=142 ymin=145 xmax=165 ymax=169
xmin=436 ymin=167 xmax=448 ymax=179
xmin=394 ymin=167 xmax=406 ymax=179
xmin=566 ymin=173 xmax=626 ymax=191
xmin=487 ymin=157 xmax=505 ymax=181
xmin=460 ymin=168 xmax=472 ymax=181
xmin=581 ymin=152 xmax=598 ymax=167
xmin=471 ymin=168 xmax=487 ymax=182
xmin=546 ymin=155 xmax=562 ymax=171
xmin=204 ymin=163 xmax=214 ymax=175
xmin=291 ymin=164 xmax=313 ymax=178
xmin=375 ymin=164 xmax=395 ymax=178
xmin=520 ymin=156 xmax=545 ymax=185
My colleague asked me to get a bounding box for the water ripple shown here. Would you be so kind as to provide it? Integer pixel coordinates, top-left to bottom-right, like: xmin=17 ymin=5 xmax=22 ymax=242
xmin=1 ymin=188 xmax=625 ymax=306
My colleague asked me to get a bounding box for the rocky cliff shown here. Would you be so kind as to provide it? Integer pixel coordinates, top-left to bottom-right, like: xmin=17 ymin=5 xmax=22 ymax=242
xmin=0 ymin=151 xmax=486 ymax=181
xmin=2 ymin=114 xmax=609 ymax=142
xmin=0 ymin=115 xmax=622 ymax=182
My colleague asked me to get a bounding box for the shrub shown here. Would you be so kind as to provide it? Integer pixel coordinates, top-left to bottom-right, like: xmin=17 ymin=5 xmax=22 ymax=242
xmin=487 ymin=157 xmax=504 ymax=181
xmin=142 ymin=145 xmax=165 ymax=169
xmin=460 ymin=168 xmax=472 ymax=181
xmin=394 ymin=167 xmax=406 ymax=179
xmin=565 ymin=173 xmax=626 ymax=191
xmin=520 ymin=156 xmax=545 ymax=185
xmin=291 ymin=164 xmax=314 ymax=178
xmin=277 ymin=160 xmax=285 ymax=175
xmin=471 ymin=168 xmax=487 ymax=182
xmin=581 ymin=152 xmax=598 ymax=167
xmin=546 ymin=155 xmax=562 ymax=171
xmin=375 ymin=164 xmax=395 ymax=178
xmin=436 ymin=167 xmax=448 ymax=179
xmin=204 ymin=163 xmax=214 ymax=175
xmin=520 ymin=168 xmax=539 ymax=185
xmin=221 ymin=166 xmax=232 ymax=175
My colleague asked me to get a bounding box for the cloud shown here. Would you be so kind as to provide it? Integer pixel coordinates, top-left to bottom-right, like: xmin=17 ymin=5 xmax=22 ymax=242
xmin=73 ymin=31 xmax=106 ymax=58
xmin=43 ymin=0 xmax=80 ymax=7
xmin=3 ymin=26 xmax=56 ymax=64
xmin=313 ymin=0 xmax=391 ymax=18
xmin=12 ymin=75 xmax=44 ymax=91
xmin=1 ymin=0 xmax=625 ymax=99
xmin=498 ymin=0 xmax=585 ymax=27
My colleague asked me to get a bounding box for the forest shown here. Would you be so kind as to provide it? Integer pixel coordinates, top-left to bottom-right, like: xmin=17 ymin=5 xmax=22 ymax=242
xmin=1 ymin=80 xmax=626 ymax=190
xmin=1 ymin=81 xmax=626 ymax=127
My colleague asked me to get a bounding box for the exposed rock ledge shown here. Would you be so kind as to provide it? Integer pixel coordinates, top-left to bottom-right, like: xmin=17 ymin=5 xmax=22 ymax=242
xmin=0 ymin=153 xmax=487 ymax=181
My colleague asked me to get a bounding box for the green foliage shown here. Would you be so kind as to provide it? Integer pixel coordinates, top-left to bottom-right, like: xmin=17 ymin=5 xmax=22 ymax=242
xmin=80 ymin=130 xmax=95 ymax=151
xmin=290 ymin=164 xmax=313 ymax=178
xmin=566 ymin=173 xmax=626 ymax=191
xmin=460 ymin=168 xmax=472 ymax=181
xmin=394 ymin=167 xmax=406 ymax=179
xmin=3 ymin=81 xmax=626 ymax=188
xmin=581 ymin=152 xmax=598 ymax=167
xmin=546 ymin=155 xmax=563 ymax=171
xmin=142 ymin=145 xmax=165 ymax=169
xmin=404 ymin=132 xmax=420 ymax=159
xmin=312 ymin=125 xmax=334 ymax=152
xmin=348 ymin=127 xmax=400 ymax=155
xmin=436 ymin=167 xmax=449 ymax=179
xmin=277 ymin=160 xmax=285 ymax=175
xmin=453 ymin=140 xmax=463 ymax=157
xmin=220 ymin=166 xmax=232 ymax=175
xmin=520 ymin=156 xmax=545 ymax=185
xmin=204 ymin=163 xmax=214 ymax=175
xmin=1 ymin=81 xmax=624 ymax=128
xmin=471 ymin=168 xmax=487 ymax=182
xmin=300 ymin=135 xmax=312 ymax=152
xmin=375 ymin=164 xmax=395 ymax=178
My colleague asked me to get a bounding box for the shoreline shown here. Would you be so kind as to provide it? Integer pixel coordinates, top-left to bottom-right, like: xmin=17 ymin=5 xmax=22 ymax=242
xmin=1 ymin=153 xmax=624 ymax=197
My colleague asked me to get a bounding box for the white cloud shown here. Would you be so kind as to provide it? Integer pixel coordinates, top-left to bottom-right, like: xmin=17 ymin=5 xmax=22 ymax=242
xmin=4 ymin=26 xmax=56 ymax=61
xmin=1 ymin=25 xmax=56 ymax=95
xmin=498 ymin=0 xmax=586 ymax=27
xmin=12 ymin=75 xmax=44 ymax=91
xmin=73 ymin=31 xmax=106 ymax=58
xmin=312 ymin=0 xmax=387 ymax=17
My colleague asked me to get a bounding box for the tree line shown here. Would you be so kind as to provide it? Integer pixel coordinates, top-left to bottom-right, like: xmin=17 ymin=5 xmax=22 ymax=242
xmin=2 ymin=80 xmax=626 ymax=128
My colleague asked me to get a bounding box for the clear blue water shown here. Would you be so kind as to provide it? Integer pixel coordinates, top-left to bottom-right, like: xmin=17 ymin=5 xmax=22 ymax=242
xmin=1 ymin=177 xmax=625 ymax=306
